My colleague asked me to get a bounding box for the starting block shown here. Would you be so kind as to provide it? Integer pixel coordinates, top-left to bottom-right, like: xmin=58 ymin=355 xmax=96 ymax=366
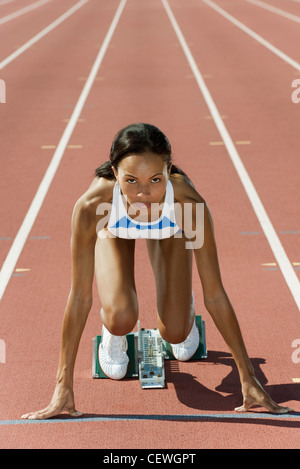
xmin=92 ymin=315 xmax=207 ymax=389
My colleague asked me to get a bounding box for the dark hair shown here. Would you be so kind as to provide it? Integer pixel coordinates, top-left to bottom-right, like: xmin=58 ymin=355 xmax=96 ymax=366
xmin=94 ymin=123 xmax=188 ymax=180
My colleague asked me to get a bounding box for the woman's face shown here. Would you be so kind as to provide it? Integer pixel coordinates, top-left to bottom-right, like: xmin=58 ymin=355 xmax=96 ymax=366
xmin=112 ymin=152 xmax=171 ymax=215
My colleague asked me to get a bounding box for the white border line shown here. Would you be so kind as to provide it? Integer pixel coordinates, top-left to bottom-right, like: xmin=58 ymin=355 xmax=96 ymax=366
xmin=202 ymin=0 xmax=300 ymax=72
xmin=0 ymin=0 xmax=127 ymax=301
xmin=0 ymin=0 xmax=16 ymax=6
xmin=0 ymin=0 xmax=53 ymax=25
xmin=162 ymin=0 xmax=300 ymax=310
xmin=246 ymin=0 xmax=300 ymax=24
xmin=2 ymin=412 xmax=300 ymax=425
xmin=0 ymin=0 xmax=89 ymax=70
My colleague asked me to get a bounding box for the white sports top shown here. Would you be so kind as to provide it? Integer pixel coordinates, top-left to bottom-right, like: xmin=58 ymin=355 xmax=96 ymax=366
xmin=107 ymin=180 xmax=181 ymax=239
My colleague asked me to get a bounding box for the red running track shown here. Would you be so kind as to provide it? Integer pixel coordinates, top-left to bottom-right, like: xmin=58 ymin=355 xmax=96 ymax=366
xmin=0 ymin=0 xmax=299 ymax=449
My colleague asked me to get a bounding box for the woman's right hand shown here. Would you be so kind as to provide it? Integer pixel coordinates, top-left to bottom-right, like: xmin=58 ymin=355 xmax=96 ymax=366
xmin=21 ymin=383 xmax=82 ymax=420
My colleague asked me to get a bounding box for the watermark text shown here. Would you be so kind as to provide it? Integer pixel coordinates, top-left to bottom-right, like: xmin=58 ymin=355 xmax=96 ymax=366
xmin=291 ymin=79 xmax=300 ymax=104
xmin=96 ymin=201 xmax=204 ymax=249
xmin=291 ymin=339 xmax=300 ymax=364
xmin=0 ymin=339 xmax=6 ymax=364
xmin=0 ymin=79 xmax=6 ymax=103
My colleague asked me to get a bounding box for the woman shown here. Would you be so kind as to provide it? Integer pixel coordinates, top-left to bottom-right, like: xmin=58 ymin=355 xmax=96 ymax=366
xmin=22 ymin=123 xmax=292 ymax=419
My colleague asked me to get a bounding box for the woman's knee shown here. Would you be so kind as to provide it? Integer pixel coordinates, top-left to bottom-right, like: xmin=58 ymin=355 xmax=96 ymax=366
xmin=101 ymin=302 xmax=138 ymax=336
xmin=157 ymin=312 xmax=192 ymax=344
xmin=160 ymin=327 xmax=189 ymax=344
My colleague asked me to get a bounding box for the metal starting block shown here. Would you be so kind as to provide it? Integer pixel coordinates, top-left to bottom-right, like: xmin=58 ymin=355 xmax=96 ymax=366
xmin=92 ymin=315 xmax=207 ymax=389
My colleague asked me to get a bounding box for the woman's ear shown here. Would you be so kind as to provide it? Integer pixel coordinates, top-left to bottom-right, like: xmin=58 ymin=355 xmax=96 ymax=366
xmin=168 ymin=164 xmax=172 ymax=176
xmin=112 ymin=165 xmax=118 ymax=181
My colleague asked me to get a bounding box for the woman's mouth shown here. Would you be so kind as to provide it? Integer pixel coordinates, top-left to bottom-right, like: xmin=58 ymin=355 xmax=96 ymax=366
xmin=134 ymin=202 xmax=151 ymax=209
xmin=132 ymin=202 xmax=152 ymax=210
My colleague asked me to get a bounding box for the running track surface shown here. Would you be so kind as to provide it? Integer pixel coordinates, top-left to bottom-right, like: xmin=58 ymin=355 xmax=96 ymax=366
xmin=0 ymin=0 xmax=300 ymax=449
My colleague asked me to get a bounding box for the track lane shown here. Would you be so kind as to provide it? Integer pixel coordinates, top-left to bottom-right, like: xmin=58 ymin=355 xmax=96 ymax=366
xmin=203 ymin=0 xmax=300 ymax=67
xmin=0 ymin=0 xmax=39 ymax=17
xmin=0 ymin=0 xmax=88 ymax=60
xmin=0 ymin=0 xmax=299 ymax=449
xmin=246 ymin=0 xmax=300 ymax=17
xmin=0 ymin=0 xmax=54 ymax=26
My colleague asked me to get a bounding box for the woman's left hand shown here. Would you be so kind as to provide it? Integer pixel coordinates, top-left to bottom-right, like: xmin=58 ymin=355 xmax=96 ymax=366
xmin=235 ymin=375 xmax=293 ymax=414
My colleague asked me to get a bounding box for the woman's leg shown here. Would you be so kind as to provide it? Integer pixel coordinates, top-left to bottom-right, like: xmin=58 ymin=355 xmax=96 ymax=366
xmin=146 ymin=235 xmax=194 ymax=344
xmin=95 ymin=234 xmax=138 ymax=336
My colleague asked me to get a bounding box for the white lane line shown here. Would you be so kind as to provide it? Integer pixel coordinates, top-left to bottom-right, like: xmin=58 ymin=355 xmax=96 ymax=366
xmin=0 ymin=0 xmax=89 ymax=70
xmin=0 ymin=0 xmax=53 ymax=25
xmin=0 ymin=0 xmax=16 ymax=6
xmin=162 ymin=0 xmax=300 ymax=310
xmin=201 ymin=0 xmax=300 ymax=72
xmin=246 ymin=0 xmax=300 ymax=24
xmin=0 ymin=0 xmax=127 ymax=301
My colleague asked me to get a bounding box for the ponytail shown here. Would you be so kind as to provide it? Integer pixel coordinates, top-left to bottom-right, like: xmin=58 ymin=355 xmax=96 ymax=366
xmin=170 ymin=164 xmax=195 ymax=188
xmin=94 ymin=161 xmax=115 ymax=180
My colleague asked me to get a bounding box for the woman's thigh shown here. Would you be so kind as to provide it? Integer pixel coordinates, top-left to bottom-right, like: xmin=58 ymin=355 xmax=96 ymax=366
xmin=146 ymin=235 xmax=194 ymax=343
xmin=95 ymin=234 xmax=138 ymax=335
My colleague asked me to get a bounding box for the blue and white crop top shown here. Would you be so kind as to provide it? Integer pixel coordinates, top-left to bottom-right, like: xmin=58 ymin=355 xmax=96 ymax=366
xmin=107 ymin=180 xmax=181 ymax=239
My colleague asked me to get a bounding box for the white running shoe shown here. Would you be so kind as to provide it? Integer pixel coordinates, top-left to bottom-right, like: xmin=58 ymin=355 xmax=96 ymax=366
xmin=170 ymin=293 xmax=199 ymax=361
xmin=170 ymin=318 xmax=200 ymax=361
xmin=98 ymin=325 xmax=129 ymax=380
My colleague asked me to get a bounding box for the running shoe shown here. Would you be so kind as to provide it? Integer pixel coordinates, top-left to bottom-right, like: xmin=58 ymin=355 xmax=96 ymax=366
xmin=170 ymin=317 xmax=200 ymax=362
xmin=98 ymin=325 xmax=129 ymax=380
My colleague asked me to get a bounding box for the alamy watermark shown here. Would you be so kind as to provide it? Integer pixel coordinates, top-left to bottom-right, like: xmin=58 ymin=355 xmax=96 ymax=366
xmin=291 ymin=79 xmax=300 ymax=104
xmin=291 ymin=339 xmax=300 ymax=364
xmin=0 ymin=79 xmax=6 ymax=103
xmin=96 ymin=201 xmax=204 ymax=249
xmin=0 ymin=340 xmax=6 ymax=364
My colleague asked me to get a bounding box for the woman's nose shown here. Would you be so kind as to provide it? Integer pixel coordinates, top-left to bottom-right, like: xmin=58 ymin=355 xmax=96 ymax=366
xmin=137 ymin=185 xmax=151 ymax=197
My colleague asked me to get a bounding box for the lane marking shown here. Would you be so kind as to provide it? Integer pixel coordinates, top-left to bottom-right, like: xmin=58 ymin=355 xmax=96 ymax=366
xmin=0 ymin=0 xmax=16 ymax=5
xmin=0 ymin=0 xmax=90 ymax=70
xmin=0 ymin=0 xmax=127 ymax=301
xmin=206 ymin=115 xmax=227 ymax=119
xmin=1 ymin=412 xmax=300 ymax=425
xmin=246 ymin=0 xmax=300 ymax=24
xmin=202 ymin=0 xmax=300 ymax=72
xmin=292 ymin=378 xmax=300 ymax=383
xmin=209 ymin=140 xmax=251 ymax=145
xmin=42 ymin=144 xmax=85 ymax=149
xmin=0 ymin=0 xmax=52 ymax=25
xmin=162 ymin=0 xmax=300 ymax=310
xmin=63 ymin=118 xmax=85 ymax=123
xmin=15 ymin=268 xmax=30 ymax=272
xmin=280 ymin=231 xmax=300 ymax=234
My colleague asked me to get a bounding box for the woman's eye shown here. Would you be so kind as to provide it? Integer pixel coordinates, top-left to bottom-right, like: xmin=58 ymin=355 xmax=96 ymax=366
xmin=127 ymin=179 xmax=136 ymax=184
xmin=151 ymin=178 xmax=161 ymax=183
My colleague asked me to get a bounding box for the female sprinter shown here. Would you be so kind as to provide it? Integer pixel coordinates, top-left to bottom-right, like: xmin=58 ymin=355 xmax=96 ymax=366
xmin=22 ymin=123 xmax=292 ymax=419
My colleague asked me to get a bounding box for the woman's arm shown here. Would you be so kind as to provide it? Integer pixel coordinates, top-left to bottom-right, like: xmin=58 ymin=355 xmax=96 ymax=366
xmin=22 ymin=197 xmax=97 ymax=420
xmin=192 ymin=199 xmax=292 ymax=413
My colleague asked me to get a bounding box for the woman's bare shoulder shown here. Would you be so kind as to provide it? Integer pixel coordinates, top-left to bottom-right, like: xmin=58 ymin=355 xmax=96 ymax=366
xmin=71 ymin=177 xmax=115 ymax=235
xmin=170 ymin=173 xmax=205 ymax=204
xmin=75 ymin=177 xmax=115 ymax=210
